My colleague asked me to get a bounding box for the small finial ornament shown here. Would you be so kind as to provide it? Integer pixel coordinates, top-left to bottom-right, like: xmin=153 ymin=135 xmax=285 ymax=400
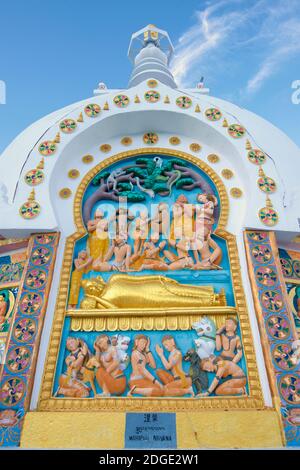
xmin=195 ymin=104 xmax=201 ymax=113
xmin=266 ymin=196 xmax=273 ymax=208
xmin=258 ymin=166 xmax=265 ymax=178
xmin=134 ymin=95 xmax=140 ymax=103
xmin=164 ymin=95 xmax=170 ymax=104
xmin=246 ymin=139 xmax=252 ymax=150
xmin=222 ymin=118 xmax=228 ymax=127
xmin=77 ymin=112 xmax=84 ymax=122
xmin=103 ymin=101 xmax=109 ymax=110
xmin=54 ymin=132 xmax=60 ymax=143
xmin=37 ymin=158 xmax=44 ymax=170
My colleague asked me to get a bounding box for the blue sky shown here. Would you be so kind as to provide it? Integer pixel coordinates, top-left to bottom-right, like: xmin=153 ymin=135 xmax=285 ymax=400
xmin=0 ymin=0 xmax=299 ymax=154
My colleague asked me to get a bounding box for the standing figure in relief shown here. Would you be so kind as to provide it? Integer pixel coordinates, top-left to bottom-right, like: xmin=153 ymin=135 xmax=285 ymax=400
xmin=155 ymin=335 xmax=194 ymax=397
xmin=169 ymin=194 xmax=194 ymax=242
xmin=94 ymin=334 xmax=127 ymax=397
xmin=131 ymin=211 xmax=150 ymax=259
xmin=199 ymin=356 xmax=247 ymax=396
xmin=93 ymin=236 xmax=132 ymax=272
xmin=128 ymin=334 xmax=164 ymax=397
xmin=87 ymin=209 xmax=110 ymax=263
xmin=191 ymin=224 xmax=222 ymax=269
xmin=68 ymin=250 xmax=93 ymax=308
xmin=56 ymin=337 xmax=90 ymax=398
xmin=216 ymin=317 xmax=243 ymax=363
xmin=0 ymin=294 xmax=8 ymax=326
xmin=195 ymin=193 xmax=217 ymax=233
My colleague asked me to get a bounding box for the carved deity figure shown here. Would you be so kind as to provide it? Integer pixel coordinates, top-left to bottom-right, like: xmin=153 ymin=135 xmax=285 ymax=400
xmin=80 ymin=274 xmax=226 ymax=310
xmin=94 ymin=334 xmax=127 ymax=397
xmin=216 ymin=317 xmax=243 ymax=363
xmin=87 ymin=209 xmax=109 ymax=262
xmin=169 ymin=194 xmax=194 ymax=242
xmin=0 ymin=294 xmax=8 ymax=325
xmin=156 ymin=335 xmax=194 ymax=397
xmin=93 ymin=236 xmax=131 ymax=272
xmin=68 ymin=250 xmax=93 ymax=308
xmin=128 ymin=334 xmax=163 ymax=397
xmin=199 ymin=356 xmax=247 ymax=396
xmin=56 ymin=337 xmax=90 ymax=398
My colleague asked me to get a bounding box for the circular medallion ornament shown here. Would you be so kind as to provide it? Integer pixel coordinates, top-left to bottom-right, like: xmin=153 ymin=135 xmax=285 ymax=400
xmin=59 ymin=188 xmax=72 ymax=199
xmin=19 ymin=201 xmax=41 ymax=219
xmin=82 ymin=154 xmax=94 ymax=164
xmin=292 ymin=260 xmax=300 ymax=278
xmin=257 ymin=176 xmax=277 ymax=193
xmin=121 ymin=137 xmax=132 ymax=146
xmin=13 ymin=318 xmax=37 ymax=343
xmin=207 ymin=154 xmax=220 ymax=164
xmin=280 ymin=258 xmax=293 ymax=277
xmin=100 ymin=144 xmax=112 ymax=153
xmin=144 ymin=90 xmax=160 ymax=103
xmin=266 ymin=315 xmax=290 ymax=340
xmin=259 ymin=206 xmax=279 ymax=226
xmin=20 ymin=293 xmax=43 ymax=315
xmin=251 ymin=244 xmax=273 ymax=263
xmin=230 ymin=188 xmax=243 ymax=198
xmin=228 ymin=124 xmax=246 ymax=138
xmin=38 ymin=141 xmax=56 ymax=156
xmin=24 ymin=169 xmax=44 ymax=186
xmin=261 ymin=290 xmax=284 ymax=312
xmin=6 ymin=346 xmax=31 ymax=373
xmin=248 ymin=149 xmax=266 ymax=165
xmin=176 ymin=96 xmax=192 ymax=109
xmin=68 ymin=169 xmax=80 ymax=179
xmin=35 ymin=234 xmax=55 ymax=245
xmin=190 ymin=143 xmax=201 ymax=152
xmin=169 ymin=136 xmax=181 ymax=145
xmin=256 ymin=266 xmax=278 ymax=287
xmin=272 ymin=344 xmax=297 ymax=371
xmin=221 ymin=169 xmax=234 ymax=179
xmin=143 ymin=132 xmax=159 ymax=144
xmin=59 ymin=118 xmax=77 ymax=133
xmin=0 ymin=378 xmax=25 ymax=406
xmin=247 ymin=231 xmax=268 ymax=242
xmin=113 ymin=94 xmax=130 ymax=108
xmin=205 ymin=107 xmax=222 ymax=121
xmin=84 ymin=103 xmax=101 ymax=117
xmin=279 ymin=374 xmax=300 ymax=404
xmin=31 ymin=247 xmax=51 ymax=266
xmin=25 ymin=269 xmax=47 ymax=290
xmin=147 ymin=79 xmax=158 ymax=88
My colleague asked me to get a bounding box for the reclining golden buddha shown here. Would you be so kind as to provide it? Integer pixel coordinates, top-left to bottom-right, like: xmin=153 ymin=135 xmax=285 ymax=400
xmin=79 ymin=274 xmax=226 ymax=310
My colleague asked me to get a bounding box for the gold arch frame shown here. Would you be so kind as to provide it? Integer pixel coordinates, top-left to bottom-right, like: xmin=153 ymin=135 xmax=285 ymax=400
xmin=39 ymin=147 xmax=264 ymax=411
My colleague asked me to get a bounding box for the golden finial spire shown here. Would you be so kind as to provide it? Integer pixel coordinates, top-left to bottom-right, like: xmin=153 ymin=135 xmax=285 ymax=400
xmin=103 ymin=101 xmax=109 ymax=110
xmin=195 ymin=104 xmax=201 ymax=113
xmin=222 ymin=118 xmax=228 ymax=127
xmin=37 ymin=158 xmax=44 ymax=170
xmin=77 ymin=112 xmax=83 ymax=122
xmin=134 ymin=95 xmax=140 ymax=103
xmin=164 ymin=95 xmax=170 ymax=104
xmin=246 ymin=139 xmax=252 ymax=150
xmin=54 ymin=132 xmax=60 ymax=143
xmin=28 ymin=189 xmax=36 ymax=201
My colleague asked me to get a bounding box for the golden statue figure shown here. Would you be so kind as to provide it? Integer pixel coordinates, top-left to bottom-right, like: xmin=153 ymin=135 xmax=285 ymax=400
xmin=80 ymin=274 xmax=226 ymax=310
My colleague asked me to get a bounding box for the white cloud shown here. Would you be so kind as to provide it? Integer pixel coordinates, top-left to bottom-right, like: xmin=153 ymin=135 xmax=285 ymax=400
xmin=171 ymin=0 xmax=300 ymax=94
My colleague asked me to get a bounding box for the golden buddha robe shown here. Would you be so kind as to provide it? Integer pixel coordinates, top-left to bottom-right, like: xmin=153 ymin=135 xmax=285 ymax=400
xmin=81 ymin=274 xmax=226 ymax=309
xmin=87 ymin=230 xmax=109 ymax=262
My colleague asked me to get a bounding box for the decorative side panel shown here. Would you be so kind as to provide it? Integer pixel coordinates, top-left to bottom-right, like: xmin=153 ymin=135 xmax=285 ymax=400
xmin=0 ymin=233 xmax=59 ymax=447
xmin=245 ymin=230 xmax=300 ymax=447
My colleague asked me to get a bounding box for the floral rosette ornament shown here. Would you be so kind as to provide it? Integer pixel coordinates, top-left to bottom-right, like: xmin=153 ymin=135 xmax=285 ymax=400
xmin=0 ymin=378 xmax=25 ymax=406
xmin=113 ymin=94 xmax=130 ymax=108
xmin=228 ymin=124 xmax=246 ymax=138
xmin=59 ymin=118 xmax=77 ymax=133
xmin=143 ymin=132 xmax=159 ymax=144
xmin=19 ymin=190 xmax=40 ymax=219
xmin=176 ymin=96 xmax=192 ymax=109
xmin=259 ymin=197 xmax=279 ymax=226
xmin=144 ymin=90 xmax=160 ymax=103
xmin=248 ymin=149 xmax=266 ymax=165
xmin=257 ymin=168 xmax=276 ymax=193
xmin=6 ymin=346 xmax=31 ymax=373
xmin=205 ymin=107 xmax=222 ymax=121
xmin=24 ymin=169 xmax=44 ymax=186
xmin=13 ymin=318 xmax=36 ymax=343
xmin=38 ymin=141 xmax=56 ymax=156
xmin=84 ymin=103 xmax=101 ymax=117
